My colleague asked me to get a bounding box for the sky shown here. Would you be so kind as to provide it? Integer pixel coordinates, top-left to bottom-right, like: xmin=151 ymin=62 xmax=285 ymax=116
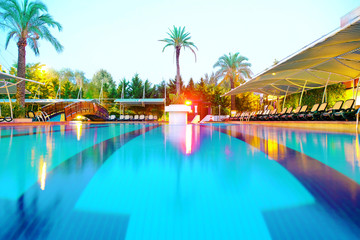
xmin=0 ymin=0 xmax=359 ymax=85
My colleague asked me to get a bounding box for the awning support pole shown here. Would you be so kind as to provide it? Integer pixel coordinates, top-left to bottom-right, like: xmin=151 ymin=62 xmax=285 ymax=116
xmin=355 ymin=78 xmax=360 ymax=102
xmin=322 ymin=76 xmax=330 ymax=103
xmin=299 ymin=81 xmax=307 ymax=106
xmin=282 ymin=86 xmax=290 ymax=110
xmin=4 ymin=81 xmax=13 ymax=119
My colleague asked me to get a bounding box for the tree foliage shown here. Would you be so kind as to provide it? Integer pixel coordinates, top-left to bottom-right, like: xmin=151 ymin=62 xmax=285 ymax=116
xmin=0 ymin=0 xmax=63 ymax=106
xmin=160 ymin=26 xmax=197 ymax=94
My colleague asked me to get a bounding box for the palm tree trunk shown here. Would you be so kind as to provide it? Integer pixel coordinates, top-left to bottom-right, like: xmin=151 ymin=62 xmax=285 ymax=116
xmin=230 ymin=77 xmax=236 ymax=111
xmin=175 ymin=46 xmax=181 ymax=95
xmin=16 ymin=38 xmax=27 ymax=107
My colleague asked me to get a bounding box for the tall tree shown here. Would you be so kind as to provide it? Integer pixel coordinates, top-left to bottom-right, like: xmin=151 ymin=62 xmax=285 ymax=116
xmin=204 ymin=72 xmax=219 ymax=86
xmin=0 ymin=0 xmax=63 ymax=106
xmin=117 ymin=78 xmax=130 ymax=99
xmin=184 ymin=77 xmax=196 ymax=99
xmin=91 ymin=69 xmax=116 ymax=99
xmin=160 ymin=26 xmax=197 ymax=95
xmin=213 ymin=52 xmax=252 ymax=111
xmin=168 ymin=76 xmax=185 ymax=95
xmin=128 ymin=74 xmax=143 ymax=98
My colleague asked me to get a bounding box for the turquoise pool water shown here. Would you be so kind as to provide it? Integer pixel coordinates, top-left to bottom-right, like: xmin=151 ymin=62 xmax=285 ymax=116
xmin=0 ymin=123 xmax=360 ymax=239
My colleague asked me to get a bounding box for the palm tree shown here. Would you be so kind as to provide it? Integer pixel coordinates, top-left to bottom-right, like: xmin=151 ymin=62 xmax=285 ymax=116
xmin=213 ymin=52 xmax=252 ymax=111
xmin=0 ymin=0 xmax=63 ymax=106
xmin=160 ymin=26 xmax=197 ymax=95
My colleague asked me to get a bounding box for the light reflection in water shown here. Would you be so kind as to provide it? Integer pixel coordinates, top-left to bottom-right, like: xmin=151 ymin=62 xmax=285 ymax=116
xmin=60 ymin=125 xmax=65 ymax=136
xmin=76 ymin=122 xmax=82 ymax=141
xmin=186 ymin=124 xmax=192 ymax=155
xmin=38 ymin=157 xmax=47 ymax=191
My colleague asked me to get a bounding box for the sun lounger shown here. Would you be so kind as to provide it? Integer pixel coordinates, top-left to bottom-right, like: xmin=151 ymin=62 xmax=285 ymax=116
xmin=139 ymin=115 xmax=145 ymax=121
xmin=273 ymin=108 xmax=287 ymax=120
xmin=294 ymin=105 xmax=308 ymax=120
xmin=0 ymin=116 xmax=12 ymax=122
xmin=239 ymin=112 xmax=249 ymax=121
xmin=108 ymin=115 xmax=117 ymax=121
xmin=286 ymin=106 xmax=301 ymax=120
xmin=265 ymin=109 xmax=277 ymax=121
xmin=119 ymin=115 xmax=125 ymax=121
xmin=124 ymin=115 xmax=130 ymax=121
xmin=321 ymin=101 xmax=343 ymax=120
xmin=307 ymin=102 xmax=327 ymax=120
xmin=288 ymin=105 xmax=307 ymax=120
xmin=134 ymin=115 xmax=139 ymax=121
xmin=250 ymin=111 xmax=262 ymax=121
xmin=148 ymin=115 xmax=154 ymax=121
xmin=299 ymin=103 xmax=318 ymax=120
xmin=235 ymin=112 xmax=244 ymax=121
xmin=245 ymin=111 xmax=254 ymax=121
xmin=259 ymin=109 xmax=271 ymax=120
xmin=332 ymin=99 xmax=356 ymax=121
xmin=280 ymin=107 xmax=293 ymax=120
xmin=229 ymin=113 xmax=240 ymax=121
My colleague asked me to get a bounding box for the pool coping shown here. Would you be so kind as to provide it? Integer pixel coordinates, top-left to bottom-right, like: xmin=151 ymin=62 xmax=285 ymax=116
xmin=224 ymin=120 xmax=359 ymax=134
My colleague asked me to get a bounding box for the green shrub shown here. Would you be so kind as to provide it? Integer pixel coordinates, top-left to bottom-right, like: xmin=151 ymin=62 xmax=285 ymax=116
xmin=280 ymin=83 xmax=346 ymax=110
xmin=0 ymin=103 xmax=11 ymax=117
xmin=169 ymin=93 xmax=186 ymax=104
xmin=12 ymin=102 xmax=26 ymax=118
xmin=235 ymin=92 xmax=261 ymax=112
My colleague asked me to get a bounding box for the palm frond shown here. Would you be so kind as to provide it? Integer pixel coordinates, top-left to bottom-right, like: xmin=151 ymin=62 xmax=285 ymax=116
xmin=213 ymin=52 xmax=252 ymax=86
xmin=0 ymin=0 xmax=63 ymax=54
xmin=5 ymin=31 xmax=17 ymax=49
xmin=160 ymin=25 xmax=198 ymax=60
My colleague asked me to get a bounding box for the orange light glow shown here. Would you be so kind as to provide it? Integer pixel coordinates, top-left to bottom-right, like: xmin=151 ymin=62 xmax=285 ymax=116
xmin=185 ymin=100 xmax=192 ymax=106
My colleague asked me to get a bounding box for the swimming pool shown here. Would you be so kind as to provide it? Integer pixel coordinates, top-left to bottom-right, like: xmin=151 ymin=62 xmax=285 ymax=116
xmin=0 ymin=123 xmax=359 ymax=239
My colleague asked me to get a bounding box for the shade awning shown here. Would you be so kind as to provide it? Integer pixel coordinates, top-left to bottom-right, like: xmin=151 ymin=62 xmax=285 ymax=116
xmin=0 ymin=84 xmax=31 ymax=95
xmin=224 ymin=17 xmax=360 ymax=96
xmin=114 ymin=98 xmax=165 ymax=106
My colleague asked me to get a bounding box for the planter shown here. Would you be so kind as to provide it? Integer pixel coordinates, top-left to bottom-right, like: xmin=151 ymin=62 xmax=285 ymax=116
xmin=165 ymin=104 xmax=191 ymax=125
xmin=14 ymin=118 xmax=33 ymax=123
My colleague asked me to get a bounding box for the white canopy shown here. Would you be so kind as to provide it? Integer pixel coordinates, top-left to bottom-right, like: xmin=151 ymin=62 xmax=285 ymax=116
xmin=224 ymin=17 xmax=360 ymax=96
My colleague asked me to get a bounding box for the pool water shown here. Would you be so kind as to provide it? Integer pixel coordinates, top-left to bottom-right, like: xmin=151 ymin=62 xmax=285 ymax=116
xmin=0 ymin=123 xmax=360 ymax=239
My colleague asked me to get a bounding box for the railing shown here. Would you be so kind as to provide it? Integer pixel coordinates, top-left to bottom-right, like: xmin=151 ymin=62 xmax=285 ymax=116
xmin=42 ymin=102 xmax=70 ymax=116
xmin=64 ymin=101 xmax=109 ymax=121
